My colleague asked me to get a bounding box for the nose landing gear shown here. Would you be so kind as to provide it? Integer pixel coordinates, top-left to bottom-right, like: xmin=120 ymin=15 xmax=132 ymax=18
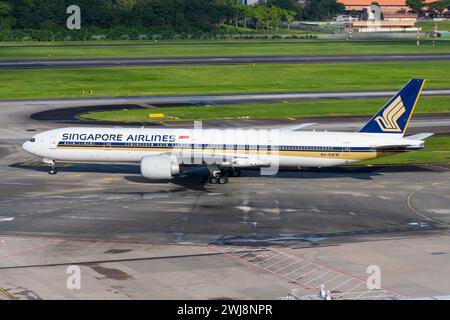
xmin=44 ymin=159 xmax=58 ymax=175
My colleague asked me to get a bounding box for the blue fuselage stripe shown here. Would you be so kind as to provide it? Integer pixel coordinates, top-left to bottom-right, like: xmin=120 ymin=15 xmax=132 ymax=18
xmin=57 ymin=141 xmax=421 ymax=152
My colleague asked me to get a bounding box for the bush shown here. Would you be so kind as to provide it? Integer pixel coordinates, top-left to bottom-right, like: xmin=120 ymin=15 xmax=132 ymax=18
xmin=0 ymin=25 xmax=320 ymax=42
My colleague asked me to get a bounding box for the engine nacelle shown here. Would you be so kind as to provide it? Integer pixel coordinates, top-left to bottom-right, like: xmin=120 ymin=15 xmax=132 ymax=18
xmin=140 ymin=155 xmax=180 ymax=180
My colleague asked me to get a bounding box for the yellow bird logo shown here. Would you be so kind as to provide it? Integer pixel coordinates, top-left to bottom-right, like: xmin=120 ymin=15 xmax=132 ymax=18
xmin=375 ymin=96 xmax=405 ymax=132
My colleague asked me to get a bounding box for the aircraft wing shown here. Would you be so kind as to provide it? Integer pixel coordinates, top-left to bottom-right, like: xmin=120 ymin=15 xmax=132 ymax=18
xmin=278 ymin=123 xmax=318 ymax=132
xmin=170 ymin=152 xmax=270 ymax=167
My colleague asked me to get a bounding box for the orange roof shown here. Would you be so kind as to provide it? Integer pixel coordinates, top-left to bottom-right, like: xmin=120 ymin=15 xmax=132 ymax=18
xmin=338 ymin=0 xmax=434 ymax=5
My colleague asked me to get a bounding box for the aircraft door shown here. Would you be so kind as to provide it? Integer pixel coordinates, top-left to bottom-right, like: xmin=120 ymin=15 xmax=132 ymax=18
xmin=103 ymin=141 xmax=112 ymax=160
xmin=49 ymin=136 xmax=58 ymax=149
xmin=104 ymin=141 xmax=112 ymax=150
xmin=342 ymin=142 xmax=350 ymax=153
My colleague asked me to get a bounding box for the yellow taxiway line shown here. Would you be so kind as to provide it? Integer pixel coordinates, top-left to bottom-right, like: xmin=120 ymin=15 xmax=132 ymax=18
xmin=0 ymin=286 xmax=16 ymax=300
xmin=406 ymin=183 xmax=447 ymax=227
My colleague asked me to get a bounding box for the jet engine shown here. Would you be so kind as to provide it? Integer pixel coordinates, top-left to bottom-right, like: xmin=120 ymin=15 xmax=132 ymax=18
xmin=140 ymin=155 xmax=180 ymax=180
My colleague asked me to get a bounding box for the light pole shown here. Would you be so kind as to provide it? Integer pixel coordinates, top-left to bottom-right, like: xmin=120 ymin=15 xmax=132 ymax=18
xmin=433 ymin=21 xmax=438 ymax=46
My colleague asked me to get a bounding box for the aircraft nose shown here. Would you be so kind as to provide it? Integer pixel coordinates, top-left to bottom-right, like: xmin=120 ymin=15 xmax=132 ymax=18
xmin=22 ymin=140 xmax=34 ymax=154
xmin=22 ymin=141 xmax=30 ymax=152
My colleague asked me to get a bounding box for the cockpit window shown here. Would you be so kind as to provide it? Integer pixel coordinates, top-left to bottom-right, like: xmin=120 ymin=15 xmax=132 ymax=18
xmin=29 ymin=138 xmax=36 ymax=143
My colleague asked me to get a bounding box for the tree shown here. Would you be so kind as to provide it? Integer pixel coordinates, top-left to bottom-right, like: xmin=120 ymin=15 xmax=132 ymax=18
xmin=406 ymin=0 xmax=426 ymax=13
xmin=241 ymin=4 xmax=252 ymax=28
xmin=0 ymin=1 xmax=11 ymax=15
xmin=428 ymin=0 xmax=450 ymax=17
xmin=282 ymin=9 xmax=296 ymax=29
xmin=0 ymin=1 xmax=13 ymax=30
xmin=11 ymin=0 xmax=33 ymax=29
xmin=251 ymin=5 xmax=267 ymax=29
xmin=114 ymin=0 xmax=137 ymax=26
xmin=259 ymin=0 xmax=301 ymax=11
xmin=212 ymin=0 xmax=238 ymax=27
xmin=0 ymin=0 xmax=303 ymax=36
xmin=270 ymin=6 xmax=284 ymax=30
xmin=303 ymin=0 xmax=345 ymax=21
xmin=232 ymin=2 xmax=252 ymax=28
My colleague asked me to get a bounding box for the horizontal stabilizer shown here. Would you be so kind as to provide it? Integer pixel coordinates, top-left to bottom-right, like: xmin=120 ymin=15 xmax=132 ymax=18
xmin=407 ymin=133 xmax=434 ymax=140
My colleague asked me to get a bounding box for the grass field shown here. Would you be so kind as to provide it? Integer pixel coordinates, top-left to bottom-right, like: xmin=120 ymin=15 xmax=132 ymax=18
xmin=360 ymin=137 xmax=450 ymax=165
xmin=1 ymin=61 xmax=449 ymax=100
xmin=416 ymin=20 xmax=450 ymax=32
xmin=1 ymin=39 xmax=450 ymax=60
xmin=79 ymin=96 xmax=450 ymax=122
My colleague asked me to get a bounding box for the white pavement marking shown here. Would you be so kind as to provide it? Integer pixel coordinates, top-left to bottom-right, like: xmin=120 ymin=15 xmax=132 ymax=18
xmin=210 ymin=245 xmax=403 ymax=300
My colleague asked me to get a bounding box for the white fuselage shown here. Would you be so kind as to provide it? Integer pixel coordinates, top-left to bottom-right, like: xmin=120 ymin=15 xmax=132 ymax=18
xmin=23 ymin=127 xmax=423 ymax=169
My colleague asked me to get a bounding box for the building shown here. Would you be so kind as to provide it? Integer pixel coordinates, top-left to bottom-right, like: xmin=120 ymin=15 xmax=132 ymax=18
xmin=383 ymin=13 xmax=418 ymax=21
xmin=351 ymin=20 xmax=420 ymax=32
xmin=337 ymin=0 xmax=435 ymax=14
xmin=238 ymin=0 xmax=259 ymax=5
xmin=339 ymin=1 xmax=425 ymax=32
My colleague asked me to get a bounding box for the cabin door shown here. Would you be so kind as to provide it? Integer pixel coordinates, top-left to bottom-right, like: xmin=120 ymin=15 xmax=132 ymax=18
xmin=49 ymin=136 xmax=58 ymax=149
xmin=342 ymin=142 xmax=350 ymax=153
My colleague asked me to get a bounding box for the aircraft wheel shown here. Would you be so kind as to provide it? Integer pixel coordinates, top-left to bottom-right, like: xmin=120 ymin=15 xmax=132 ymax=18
xmin=218 ymin=175 xmax=229 ymax=185
xmin=49 ymin=169 xmax=58 ymax=175
xmin=209 ymin=176 xmax=219 ymax=184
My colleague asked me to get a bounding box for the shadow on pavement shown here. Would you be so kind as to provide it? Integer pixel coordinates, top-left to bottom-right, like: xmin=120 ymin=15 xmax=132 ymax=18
xmin=11 ymin=162 xmax=438 ymax=185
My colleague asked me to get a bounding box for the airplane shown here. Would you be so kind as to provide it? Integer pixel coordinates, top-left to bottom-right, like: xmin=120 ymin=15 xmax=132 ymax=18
xmin=23 ymin=79 xmax=432 ymax=185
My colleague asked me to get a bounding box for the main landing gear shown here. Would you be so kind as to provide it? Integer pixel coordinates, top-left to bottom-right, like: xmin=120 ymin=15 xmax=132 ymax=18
xmin=206 ymin=166 xmax=242 ymax=185
xmin=208 ymin=174 xmax=228 ymax=185
xmin=225 ymin=168 xmax=242 ymax=178
xmin=44 ymin=159 xmax=58 ymax=175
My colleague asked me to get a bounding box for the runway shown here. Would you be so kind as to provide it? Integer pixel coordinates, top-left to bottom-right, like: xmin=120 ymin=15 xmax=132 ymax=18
xmin=0 ymin=96 xmax=449 ymax=299
xmin=2 ymin=88 xmax=450 ymax=112
xmin=2 ymin=53 xmax=450 ymax=69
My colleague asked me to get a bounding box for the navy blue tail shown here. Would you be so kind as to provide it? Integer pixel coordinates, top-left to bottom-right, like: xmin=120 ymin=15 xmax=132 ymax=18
xmin=358 ymin=79 xmax=425 ymax=136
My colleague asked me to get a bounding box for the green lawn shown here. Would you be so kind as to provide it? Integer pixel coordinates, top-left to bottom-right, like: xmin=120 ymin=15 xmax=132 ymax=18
xmin=1 ymin=61 xmax=449 ymax=100
xmin=361 ymin=137 xmax=450 ymax=165
xmin=416 ymin=20 xmax=450 ymax=32
xmin=1 ymin=39 xmax=450 ymax=60
xmin=79 ymin=96 xmax=450 ymax=122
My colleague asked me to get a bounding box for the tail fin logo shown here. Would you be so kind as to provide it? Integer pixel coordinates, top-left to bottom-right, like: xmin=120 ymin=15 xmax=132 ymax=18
xmin=374 ymin=96 xmax=405 ymax=133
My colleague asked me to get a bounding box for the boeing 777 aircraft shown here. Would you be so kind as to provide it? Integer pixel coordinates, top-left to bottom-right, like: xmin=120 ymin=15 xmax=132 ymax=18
xmin=23 ymin=79 xmax=432 ymax=184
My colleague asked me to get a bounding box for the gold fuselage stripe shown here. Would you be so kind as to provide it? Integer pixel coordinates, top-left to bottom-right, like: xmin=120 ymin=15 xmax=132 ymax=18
xmin=56 ymin=146 xmax=411 ymax=161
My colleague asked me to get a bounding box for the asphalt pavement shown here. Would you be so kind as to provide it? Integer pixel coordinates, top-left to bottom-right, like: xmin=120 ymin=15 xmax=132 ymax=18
xmin=2 ymin=53 xmax=450 ymax=68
